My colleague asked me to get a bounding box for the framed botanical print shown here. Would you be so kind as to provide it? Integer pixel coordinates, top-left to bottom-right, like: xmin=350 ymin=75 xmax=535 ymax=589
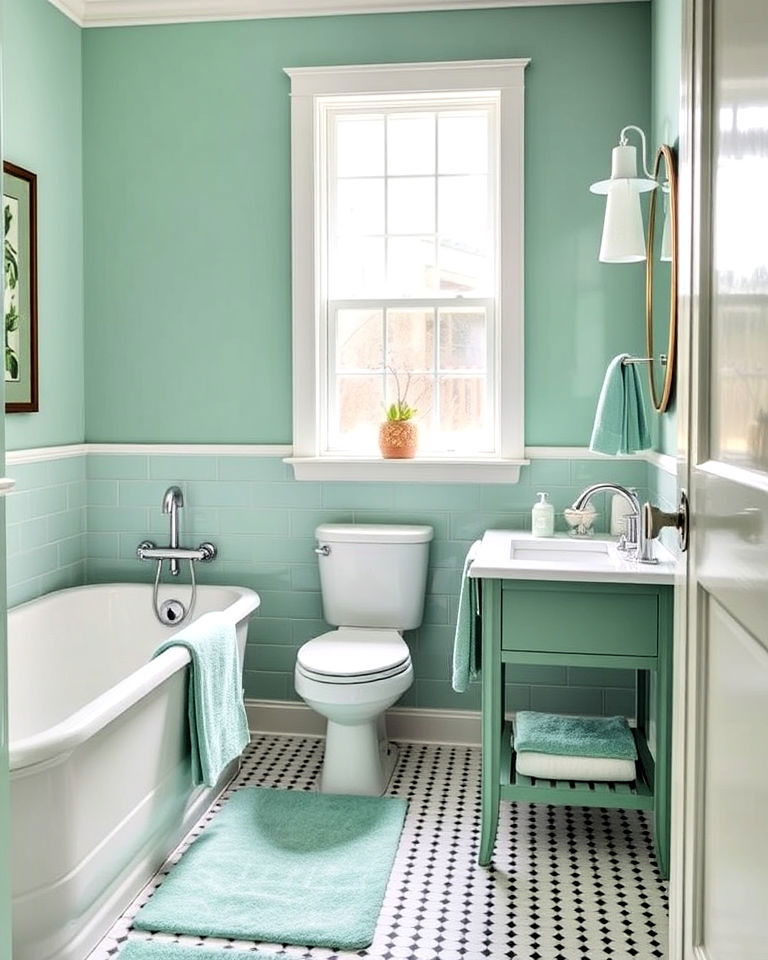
xmin=3 ymin=161 xmax=38 ymax=413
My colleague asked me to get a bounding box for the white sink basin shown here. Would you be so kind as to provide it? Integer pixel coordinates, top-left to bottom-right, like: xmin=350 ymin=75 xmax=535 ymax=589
xmin=469 ymin=531 xmax=676 ymax=584
xmin=507 ymin=537 xmax=615 ymax=566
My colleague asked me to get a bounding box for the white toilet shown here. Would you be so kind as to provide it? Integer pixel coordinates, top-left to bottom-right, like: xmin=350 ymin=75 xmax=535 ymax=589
xmin=294 ymin=523 xmax=433 ymax=796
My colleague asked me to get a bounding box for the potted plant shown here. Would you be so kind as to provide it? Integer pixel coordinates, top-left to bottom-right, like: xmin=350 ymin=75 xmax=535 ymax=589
xmin=379 ymin=369 xmax=419 ymax=459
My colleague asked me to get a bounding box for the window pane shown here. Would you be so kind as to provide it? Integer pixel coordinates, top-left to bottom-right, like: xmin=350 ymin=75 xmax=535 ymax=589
xmin=336 ymin=115 xmax=385 ymax=177
xmin=334 ymin=375 xmax=383 ymax=449
xmin=387 ymin=237 xmax=437 ymax=296
xmin=336 ymin=178 xmax=384 ymax=235
xmin=322 ymin=98 xmax=503 ymax=459
xmin=331 ymin=237 xmax=385 ymax=298
xmin=388 ymin=177 xmax=435 ymax=234
xmin=438 ymin=112 xmax=489 ymax=174
xmin=386 ymin=372 xmax=435 ymax=432
xmin=337 ymin=309 xmax=383 ymax=371
xmin=439 ymin=309 xmax=487 ymax=370
xmin=439 ymin=376 xmax=486 ymax=434
xmin=438 ymin=243 xmax=492 ymax=294
xmin=438 ymin=175 xmax=489 ymax=247
xmin=386 ymin=309 xmax=435 ymax=371
xmin=387 ymin=113 xmax=435 ymax=175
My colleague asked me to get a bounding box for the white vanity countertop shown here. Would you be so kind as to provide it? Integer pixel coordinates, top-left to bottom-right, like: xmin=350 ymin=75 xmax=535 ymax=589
xmin=469 ymin=531 xmax=677 ymax=585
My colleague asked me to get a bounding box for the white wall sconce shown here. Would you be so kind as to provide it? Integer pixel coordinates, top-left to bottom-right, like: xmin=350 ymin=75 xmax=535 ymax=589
xmin=590 ymin=125 xmax=657 ymax=263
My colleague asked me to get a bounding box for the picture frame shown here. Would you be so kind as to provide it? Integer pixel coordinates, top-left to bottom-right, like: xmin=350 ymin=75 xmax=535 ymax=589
xmin=3 ymin=161 xmax=38 ymax=413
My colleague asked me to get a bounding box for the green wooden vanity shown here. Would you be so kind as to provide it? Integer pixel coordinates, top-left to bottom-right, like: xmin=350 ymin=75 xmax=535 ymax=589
xmin=470 ymin=537 xmax=674 ymax=879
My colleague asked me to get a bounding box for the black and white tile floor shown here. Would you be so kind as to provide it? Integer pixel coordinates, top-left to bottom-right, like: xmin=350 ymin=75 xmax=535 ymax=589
xmin=90 ymin=735 xmax=668 ymax=960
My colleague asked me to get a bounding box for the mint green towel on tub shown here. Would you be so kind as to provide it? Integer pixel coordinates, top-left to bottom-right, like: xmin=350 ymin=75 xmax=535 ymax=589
xmin=514 ymin=711 xmax=637 ymax=761
xmin=452 ymin=542 xmax=482 ymax=693
xmin=154 ymin=611 xmax=250 ymax=786
xmin=590 ymin=353 xmax=651 ymax=455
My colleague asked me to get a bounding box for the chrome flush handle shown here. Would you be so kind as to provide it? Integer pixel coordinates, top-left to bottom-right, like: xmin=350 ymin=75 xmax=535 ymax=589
xmin=315 ymin=545 xmax=331 ymax=556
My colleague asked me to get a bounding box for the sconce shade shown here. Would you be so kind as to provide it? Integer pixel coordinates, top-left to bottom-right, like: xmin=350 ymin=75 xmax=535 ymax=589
xmin=599 ymin=180 xmax=646 ymax=263
xmin=589 ymin=145 xmax=657 ymax=195
xmin=590 ymin=134 xmax=659 ymax=264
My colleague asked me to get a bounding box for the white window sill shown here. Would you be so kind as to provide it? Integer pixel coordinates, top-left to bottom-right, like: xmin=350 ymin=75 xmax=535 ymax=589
xmin=284 ymin=457 xmax=529 ymax=483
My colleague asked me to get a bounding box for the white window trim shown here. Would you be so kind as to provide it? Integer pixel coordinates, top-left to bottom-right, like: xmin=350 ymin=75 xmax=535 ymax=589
xmin=284 ymin=58 xmax=530 ymax=482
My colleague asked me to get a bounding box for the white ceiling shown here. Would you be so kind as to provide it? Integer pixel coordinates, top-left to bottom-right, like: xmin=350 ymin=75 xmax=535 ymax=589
xmin=48 ymin=0 xmax=644 ymax=29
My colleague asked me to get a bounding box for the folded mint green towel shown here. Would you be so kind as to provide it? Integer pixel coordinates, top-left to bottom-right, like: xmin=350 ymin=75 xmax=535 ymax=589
xmin=154 ymin=612 xmax=250 ymax=787
xmin=514 ymin=711 xmax=637 ymax=761
xmin=452 ymin=543 xmax=481 ymax=693
xmin=590 ymin=353 xmax=651 ymax=455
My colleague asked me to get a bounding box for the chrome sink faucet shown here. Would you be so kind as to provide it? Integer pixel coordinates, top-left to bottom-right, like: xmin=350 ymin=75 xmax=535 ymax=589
xmin=571 ymin=483 xmax=656 ymax=563
xmin=162 ymin=486 xmax=184 ymax=576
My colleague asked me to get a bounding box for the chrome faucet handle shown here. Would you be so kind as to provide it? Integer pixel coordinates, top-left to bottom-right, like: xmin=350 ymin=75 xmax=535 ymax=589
xmin=625 ymin=513 xmax=640 ymax=547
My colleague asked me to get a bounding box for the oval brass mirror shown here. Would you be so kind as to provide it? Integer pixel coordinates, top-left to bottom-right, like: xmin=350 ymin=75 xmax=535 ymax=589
xmin=645 ymin=145 xmax=678 ymax=413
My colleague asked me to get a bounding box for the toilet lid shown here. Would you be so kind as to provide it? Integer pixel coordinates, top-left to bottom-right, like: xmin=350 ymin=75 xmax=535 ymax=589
xmin=297 ymin=628 xmax=410 ymax=679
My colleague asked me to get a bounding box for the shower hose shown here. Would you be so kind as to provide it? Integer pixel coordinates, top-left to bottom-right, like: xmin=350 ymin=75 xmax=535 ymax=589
xmin=151 ymin=556 xmax=196 ymax=625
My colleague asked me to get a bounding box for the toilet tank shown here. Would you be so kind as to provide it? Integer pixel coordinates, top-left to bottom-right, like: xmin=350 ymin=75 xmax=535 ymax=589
xmin=315 ymin=524 xmax=433 ymax=630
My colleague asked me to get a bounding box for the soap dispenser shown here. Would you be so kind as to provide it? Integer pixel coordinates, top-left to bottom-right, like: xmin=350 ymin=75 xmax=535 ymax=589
xmin=532 ymin=492 xmax=555 ymax=538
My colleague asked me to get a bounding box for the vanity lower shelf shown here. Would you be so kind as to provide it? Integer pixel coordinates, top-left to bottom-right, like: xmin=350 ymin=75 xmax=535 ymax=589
xmin=499 ymin=721 xmax=655 ymax=810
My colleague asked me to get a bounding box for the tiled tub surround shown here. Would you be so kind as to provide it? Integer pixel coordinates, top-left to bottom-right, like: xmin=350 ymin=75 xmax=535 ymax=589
xmin=83 ymin=452 xmax=649 ymax=715
xmin=6 ymin=455 xmax=87 ymax=607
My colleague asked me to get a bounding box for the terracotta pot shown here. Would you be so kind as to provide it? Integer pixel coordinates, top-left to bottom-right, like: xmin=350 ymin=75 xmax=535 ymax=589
xmin=379 ymin=420 xmax=418 ymax=459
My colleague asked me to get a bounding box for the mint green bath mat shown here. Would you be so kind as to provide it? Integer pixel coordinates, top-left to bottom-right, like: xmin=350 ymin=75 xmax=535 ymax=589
xmin=121 ymin=943 xmax=283 ymax=960
xmin=134 ymin=787 xmax=408 ymax=949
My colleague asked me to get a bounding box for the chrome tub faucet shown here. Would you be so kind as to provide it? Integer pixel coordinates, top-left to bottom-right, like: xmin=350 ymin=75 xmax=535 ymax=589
xmin=162 ymin=486 xmax=184 ymax=575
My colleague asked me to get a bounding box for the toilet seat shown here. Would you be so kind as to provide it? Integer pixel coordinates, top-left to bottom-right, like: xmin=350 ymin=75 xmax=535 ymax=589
xmin=296 ymin=628 xmax=410 ymax=684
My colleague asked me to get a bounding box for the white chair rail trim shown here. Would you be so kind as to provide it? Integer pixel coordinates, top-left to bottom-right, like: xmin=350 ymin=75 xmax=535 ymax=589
xmin=5 ymin=442 xmax=670 ymax=466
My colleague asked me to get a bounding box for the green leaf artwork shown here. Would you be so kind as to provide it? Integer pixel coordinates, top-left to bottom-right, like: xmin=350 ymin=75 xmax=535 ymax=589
xmin=4 ymin=198 xmax=20 ymax=381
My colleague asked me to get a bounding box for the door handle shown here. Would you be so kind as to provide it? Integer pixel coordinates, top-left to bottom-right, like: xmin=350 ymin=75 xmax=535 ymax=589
xmin=642 ymin=489 xmax=689 ymax=552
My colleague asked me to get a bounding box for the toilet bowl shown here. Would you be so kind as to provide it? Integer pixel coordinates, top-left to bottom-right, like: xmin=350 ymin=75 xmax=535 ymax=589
xmin=294 ymin=524 xmax=433 ymax=796
xmin=295 ymin=628 xmax=414 ymax=795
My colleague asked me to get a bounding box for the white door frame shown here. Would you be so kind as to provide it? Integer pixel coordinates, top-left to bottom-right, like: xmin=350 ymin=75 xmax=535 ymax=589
xmin=668 ymin=0 xmax=712 ymax=956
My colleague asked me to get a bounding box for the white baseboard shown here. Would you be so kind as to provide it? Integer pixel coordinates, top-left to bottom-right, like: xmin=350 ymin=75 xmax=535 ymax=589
xmin=245 ymin=699 xmax=482 ymax=746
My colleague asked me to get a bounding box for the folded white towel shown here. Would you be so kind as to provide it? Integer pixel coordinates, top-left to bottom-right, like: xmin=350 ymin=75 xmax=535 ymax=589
xmin=516 ymin=751 xmax=636 ymax=783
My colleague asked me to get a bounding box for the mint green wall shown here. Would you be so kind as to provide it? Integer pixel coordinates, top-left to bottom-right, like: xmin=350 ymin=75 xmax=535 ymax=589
xmin=3 ymin=0 xmax=84 ymax=450
xmin=651 ymin=0 xmax=682 ymax=456
xmin=652 ymin=0 xmax=682 ymax=149
xmin=83 ymin=3 xmax=651 ymax=444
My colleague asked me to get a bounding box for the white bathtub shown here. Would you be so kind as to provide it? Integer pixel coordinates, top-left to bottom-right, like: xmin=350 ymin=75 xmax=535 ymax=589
xmin=8 ymin=582 xmax=260 ymax=960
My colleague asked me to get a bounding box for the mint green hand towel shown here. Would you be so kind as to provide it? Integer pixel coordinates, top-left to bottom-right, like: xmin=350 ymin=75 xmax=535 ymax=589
xmin=452 ymin=543 xmax=481 ymax=693
xmin=154 ymin=612 xmax=250 ymax=787
xmin=514 ymin=711 xmax=637 ymax=761
xmin=589 ymin=353 xmax=651 ymax=455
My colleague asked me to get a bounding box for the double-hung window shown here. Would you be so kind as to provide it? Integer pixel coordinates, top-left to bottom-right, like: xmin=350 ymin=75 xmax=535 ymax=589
xmin=285 ymin=60 xmax=529 ymax=481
